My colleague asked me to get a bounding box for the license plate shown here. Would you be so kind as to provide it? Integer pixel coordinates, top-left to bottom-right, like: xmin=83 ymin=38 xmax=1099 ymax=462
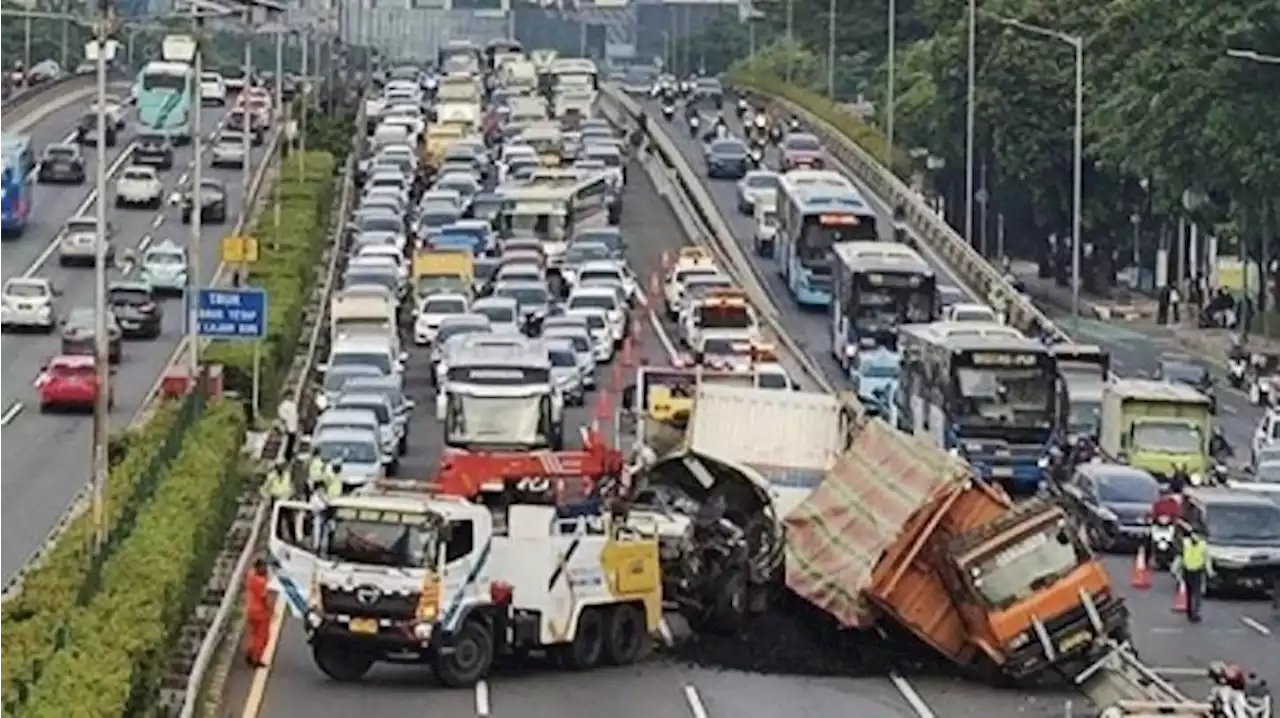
xmin=1058 ymin=630 xmax=1090 ymax=653
xmin=348 ymin=617 xmax=378 ymax=635
xmin=990 ymin=466 xmax=1014 ymax=478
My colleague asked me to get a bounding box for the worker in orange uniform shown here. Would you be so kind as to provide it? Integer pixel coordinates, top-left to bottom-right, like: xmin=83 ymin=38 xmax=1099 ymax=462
xmin=243 ymin=557 xmax=275 ymax=668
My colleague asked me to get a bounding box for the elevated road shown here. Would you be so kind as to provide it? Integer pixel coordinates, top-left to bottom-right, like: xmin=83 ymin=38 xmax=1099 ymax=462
xmin=633 ymin=98 xmax=1278 ymax=704
xmin=0 ymin=95 xmax=269 ymax=581
xmin=248 ymin=151 xmax=928 ymax=718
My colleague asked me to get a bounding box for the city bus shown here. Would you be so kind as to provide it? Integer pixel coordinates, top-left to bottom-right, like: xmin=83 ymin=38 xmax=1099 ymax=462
xmin=831 ymin=241 xmax=936 ymax=371
xmin=775 ymin=170 xmax=878 ymax=308
xmin=1 ymin=134 xmax=34 ymax=236
xmin=896 ymin=324 xmax=1062 ymax=493
xmin=439 ymin=40 xmax=483 ymax=76
xmin=136 ymin=60 xmax=195 ymax=142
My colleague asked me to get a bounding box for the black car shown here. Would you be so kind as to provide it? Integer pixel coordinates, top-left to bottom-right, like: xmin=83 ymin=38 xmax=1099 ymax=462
xmin=1056 ymin=463 xmax=1161 ymax=552
xmin=1155 ymin=356 xmax=1217 ymax=412
xmin=133 ymin=133 xmax=175 ymax=170
xmin=181 ymin=179 xmax=228 ymax=224
xmin=74 ymin=112 xmax=117 ymax=147
xmin=36 ymin=144 xmax=86 ymax=184
xmin=107 ymin=281 xmax=163 ymax=339
xmin=704 ymin=138 xmax=749 ymax=179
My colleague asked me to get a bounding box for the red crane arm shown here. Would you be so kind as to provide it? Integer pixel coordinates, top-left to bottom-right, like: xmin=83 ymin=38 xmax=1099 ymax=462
xmin=434 ymin=427 xmax=623 ymax=500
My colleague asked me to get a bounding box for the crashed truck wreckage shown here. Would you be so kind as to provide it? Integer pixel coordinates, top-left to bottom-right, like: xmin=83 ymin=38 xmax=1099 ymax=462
xmin=626 ymin=379 xmax=1137 ymax=682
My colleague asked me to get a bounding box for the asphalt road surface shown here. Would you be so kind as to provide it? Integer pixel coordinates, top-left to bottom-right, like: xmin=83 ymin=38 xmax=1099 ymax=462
xmin=640 ymin=99 xmax=1278 ymax=697
xmin=252 ymin=150 xmax=932 ymax=718
xmin=0 ymin=93 xmax=270 ymax=581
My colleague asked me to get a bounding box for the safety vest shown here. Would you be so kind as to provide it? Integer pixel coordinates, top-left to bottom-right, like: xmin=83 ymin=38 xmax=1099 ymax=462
xmin=1181 ymin=537 xmax=1208 ymax=571
xmin=264 ymin=470 xmax=292 ymax=500
xmin=323 ymin=468 xmax=343 ymax=499
xmin=308 ymin=456 xmax=326 ymax=483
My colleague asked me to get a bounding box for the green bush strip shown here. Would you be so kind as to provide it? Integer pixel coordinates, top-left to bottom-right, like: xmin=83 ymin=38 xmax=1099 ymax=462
xmin=1 ymin=395 xmax=204 ymax=710
xmin=727 ymin=69 xmax=915 ymax=179
xmin=19 ymin=401 xmax=248 ymax=718
xmin=204 ymin=150 xmax=338 ymax=405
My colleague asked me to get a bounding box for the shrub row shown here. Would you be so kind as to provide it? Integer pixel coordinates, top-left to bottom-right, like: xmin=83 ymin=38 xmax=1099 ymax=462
xmin=726 ymin=69 xmax=915 ymax=179
xmin=1 ymin=398 xmax=198 ymax=711
xmin=19 ymin=401 xmax=248 ymax=717
xmin=204 ymin=150 xmax=338 ymax=404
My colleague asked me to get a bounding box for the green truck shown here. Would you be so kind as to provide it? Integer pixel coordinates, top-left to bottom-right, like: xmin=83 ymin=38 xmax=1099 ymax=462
xmin=1099 ymin=378 xmax=1213 ymax=482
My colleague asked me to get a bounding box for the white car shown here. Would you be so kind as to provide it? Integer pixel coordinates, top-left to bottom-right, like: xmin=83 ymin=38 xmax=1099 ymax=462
xmin=199 ymin=72 xmax=227 ymax=105
xmin=114 ymin=165 xmax=163 ymax=208
xmin=0 ymin=277 xmax=58 ymax=331
xmin=470 ymin=296 xmax=521 ymax=335
xmin=414 ymin=292 xmax=470 ymax=346
xmin=356 ymin=243 xmax=409 ymax=284
xmin=1251 ymin=410 xmax=1280 ymax=466
xmin=90 ymin=94 xmax=127 ymax=129
xmin=942 ymin=302 xmax=999 ymax=323
xmin=573 ymin=259 xmax=636 ymax=302
xmin=664 ymin=257 xmax=722 ymax=319
xmin=567 ymin=306 xmax=615 ymax=362
xmin=566 ymin=286 xmax=626 ymax=345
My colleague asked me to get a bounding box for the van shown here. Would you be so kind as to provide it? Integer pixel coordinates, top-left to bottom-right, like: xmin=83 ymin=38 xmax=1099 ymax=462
xmin=321 ymin=334 xmax=407 ymax=380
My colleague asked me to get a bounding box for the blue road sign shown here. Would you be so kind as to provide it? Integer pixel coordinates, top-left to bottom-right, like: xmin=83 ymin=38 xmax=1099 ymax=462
xmin=197 ymin=288 xmax=267 ymax=339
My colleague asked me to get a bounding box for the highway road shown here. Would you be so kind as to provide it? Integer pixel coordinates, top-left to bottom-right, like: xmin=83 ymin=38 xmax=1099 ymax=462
xmin=250 ymin=153 xmax=930 ymax=718
xmin=638 ymin=99 xmax=1279 ymax=695
xmin=0 ymin=93 xmax=271 ymax=581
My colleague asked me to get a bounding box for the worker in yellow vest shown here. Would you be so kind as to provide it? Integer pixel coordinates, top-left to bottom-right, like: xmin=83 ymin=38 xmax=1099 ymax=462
xmin=322 ymin=458 xmax=344 ymax=499
xmin=306 ymin=454 xmax=328 ymax=498
xmin=1173 ymin=529 xmax=1212 ymax=623
xmin=261 ymin=461 xmax=292 ymax=502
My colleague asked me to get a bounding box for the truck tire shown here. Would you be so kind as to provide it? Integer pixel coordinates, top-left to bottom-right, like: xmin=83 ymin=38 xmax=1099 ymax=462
xmin=312 ymin=639 xmax=374 ymax=682
xmin=603 ymin=603 xmax=647 ymax=666
xmin=434 ymin=618 xmax=493 ymax=688
xmin=565 ymin=607 xmax=605 ymax=670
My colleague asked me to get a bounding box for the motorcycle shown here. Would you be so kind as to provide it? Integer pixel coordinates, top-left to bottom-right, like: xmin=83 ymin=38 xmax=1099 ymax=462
xmin=735 ymin=98 xmax=747 ymax=119
xmin=662 ymin=103 xmax=675 ymax=120
xmin=1149 ymin=515 xmax=1177 ymax=570
xmin=768 ymin=125 xmax=783 ymax=144
xmin=1228 ymin=355 xmax=1247 ymax=388
xmin=688 ymin=114 xmax=700 ymax=137
xmin=748 ymin=146 xmax=763 ymax=169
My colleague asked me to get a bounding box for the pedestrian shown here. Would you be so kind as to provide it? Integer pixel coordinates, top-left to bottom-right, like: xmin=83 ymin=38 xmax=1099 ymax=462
xmin=1173 ymin=527 xmax=1211 ymax=623
xmin=1169 ymin=285 xmax=1182 ymax=324
xmin=261 ymin=461 xmax=292 ymax=502
xmin=243 ymin=557 xmax=274 ymax=668
xmin=277 ymin=397 xmax=299 ymax=462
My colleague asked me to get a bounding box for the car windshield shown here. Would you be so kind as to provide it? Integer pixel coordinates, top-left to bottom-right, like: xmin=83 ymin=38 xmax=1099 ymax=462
xmin=1132 ymin=421 xmax=1202 ymax=454
xmin=564 ymin=243 xmax=610 ymax=264
xmin=47 ymin=146 xmax=75 ymax=158
xmin=578 ymin=268 xmax=621 ymax=284
xmin=359 ymin=215 xmax=402 ymax=233
xmin=218 ymin=133 xmax=246 ymax=146
xmin=475 ymin=305 xmax=515 ymax=324
xmin=446 ymin=394 xmax=548 ymax=446
xmin=1162 ymin=362 xmax=1207 ymax=383
xmin=437 ymin=323 xmax=488 ymax=344
xmin=746 ymin=173 xmax=776 ymax=189
xmin=316 ymin=438 xmax=379 ymax=464
xmin=969 ymin=526 xmax=1083 ymax=609
xmin=758 ymin=372 xmax=790 ymax=390
xmin=569 ymin=293 xmax=615 ymax=312
xmin=859 ymin=360 xmax=899 ymax=380
xmin=324 ymin=514 xmax=438 ymax=568
xmin=497 ymin=285 xmax=548 ymax=306
xmin=548 ymin=347 xmax=576 ymax=367
xmin=1096 ymin=473 xmax=1159 ymax=504
xmin=711 ymin=140 xmax=746 ymax=156
xmin=1068 ymin=400 xmax=1102 ymax=435
xmin=785 ymin=135 xmax=821 ymax=152
xmin=324 ymin=367 xmax=378 ymax=392
xmin=331 ymin=351 xmax=391 ymax=374
xmin=66 ymin=219 xmax=96 ymax=234
xmin=109 ymin=287 xmax=150 ymax=305
xmin=52 ymin=362 xmax=95 ymax=377
xmin=1206 ymin=504 xmax=1280 ymax=542
xmin=580 ymin=312 xmax=606 ymax=331
xmin=424 ymin=297 xmax=467 ymax=314
xmin=574 ymin=231 xmax=621 ymax=252
xmin=122 ymin=168 xmax=154 ymax=181
xmin=66 ymin=309 xmax=95 ymax=328
xmin=549 ymin=331 xmax=589 ymax=352
xmin=703 ymin=337 xmax=744 ymax=356
xmin=337 ymin=400 xmax=390 ymax=424
xmin=5 ymin=282 xmax=48 ymax=298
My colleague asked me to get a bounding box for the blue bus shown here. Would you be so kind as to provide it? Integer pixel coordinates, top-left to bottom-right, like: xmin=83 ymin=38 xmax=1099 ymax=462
xmin=896 ymin=323 xmax=1063 ymax=493
xmin=775 ymin=170 xmax=877 ymax=308
xmin=136 ymin=60 xmax=195 ymax=143
xmin=1 ymin=134 xmax=34 ymax=236
xmin=831 ymin=241 xmax=936 ymax=374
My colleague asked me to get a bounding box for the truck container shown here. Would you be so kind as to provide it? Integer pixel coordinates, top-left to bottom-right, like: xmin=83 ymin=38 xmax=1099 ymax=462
xmin=160 ymin=34 xmax=197 ymax=64
xmin=1099 ymin=378 xmax=1212 ymax=481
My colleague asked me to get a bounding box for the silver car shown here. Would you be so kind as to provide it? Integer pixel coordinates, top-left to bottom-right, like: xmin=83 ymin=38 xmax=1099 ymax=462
xmin=736 ymin=170 xmax=779 ymax=214
xmin=545 ymin=336 xmax=585 ymax=405
xmin=544 ymin=321 xmax=598 ymax=390
xmin=211 ymin=131 xmax=247 ymax=167
xmin=316 ymin=364 xmax=382 ymax=411
xmin=308 ymin=426 xmax=385 ymax=489
xmin=333 ymin=391 xmax=404 ymax=467
xmin=58 ymin=217 xmax=113 ymax=267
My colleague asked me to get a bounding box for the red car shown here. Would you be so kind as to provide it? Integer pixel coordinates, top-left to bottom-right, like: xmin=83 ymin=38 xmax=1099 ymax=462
xmin=780 ymin=132 xmax=825 ymax=170
xmin=36 ymin=354 xmax=111 ymax=413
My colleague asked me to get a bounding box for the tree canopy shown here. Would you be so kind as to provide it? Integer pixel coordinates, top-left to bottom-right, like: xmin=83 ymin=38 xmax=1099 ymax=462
xmin=734 ymin=0 xmax=1280 ymax=287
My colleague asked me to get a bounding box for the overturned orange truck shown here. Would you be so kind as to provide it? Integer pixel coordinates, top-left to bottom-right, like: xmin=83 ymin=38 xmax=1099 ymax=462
xmin=641 ymin=383 xmax=1128 ymax=681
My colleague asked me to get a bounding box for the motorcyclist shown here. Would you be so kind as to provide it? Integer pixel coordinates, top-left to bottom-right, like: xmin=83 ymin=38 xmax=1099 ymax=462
xmin=1150 ymin=484 xmax=1183 ymax=523
xmin=1229 ymin=336 xmax=1248 ymax=362
xmin=1209 ymin=427 xmax=1233 ymax=460
xmin=891 ymin=203 xmax=907 ymax=242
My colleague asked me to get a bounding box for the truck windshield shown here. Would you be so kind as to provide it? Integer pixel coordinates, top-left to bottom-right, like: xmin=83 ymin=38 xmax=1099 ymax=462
xmin=446 ymin=393 xmax=548 ymax=447
xmin=968 ymin=526 xmax=1083 ymax=609
xmin=1132 ymin=421 xmax=1202 ymax=454
xmin=325 ymin=515 xmax=439 ymax=568
xmin=1068 ymin=400 xmax=1101 ymax=436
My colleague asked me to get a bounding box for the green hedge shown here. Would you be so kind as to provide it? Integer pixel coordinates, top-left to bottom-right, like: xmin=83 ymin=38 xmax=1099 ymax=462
xmin=19 ymin=401 xmax=247 ymax=717
xmin=204 ymin=151 xmax=338 ymax=405
xmin=728 ymin=69 xmax=915 ymax=179
xmin=0 ymin=396 xmax=202 ymax=712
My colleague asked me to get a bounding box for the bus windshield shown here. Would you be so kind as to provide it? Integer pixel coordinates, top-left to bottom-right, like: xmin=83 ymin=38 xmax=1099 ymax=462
xmin=952 ymin=355 xmax=1054 ymax=429
xmin=142 ymin=71 xmax=188 ymax=92
xmin=853 ymin=281 xmax=934 ymax=332
xmin=801 ymin=213 xmax=874 ymax=260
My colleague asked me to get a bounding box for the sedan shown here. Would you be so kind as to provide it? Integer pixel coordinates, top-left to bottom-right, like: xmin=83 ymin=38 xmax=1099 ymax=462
xmin=37 ymin=144 xmax=87 ymax=184
xmin=114 ymin=165 xmax=164 ymax=208
xmin=107 ymin=281 xmax=163 ymax=339
xmin=1055 ymin=463 xmax=1161 ymax=552
xmin=1154 ymin=357 xmax=1216 ymax=412
xmin=139 ymin=240 xmax=189 ymax=295
xmin=705 ymin=138 xmax=750 ymax=179
xmin=780 ymin=132 xmax=825 ymax=170
xmin=61 ymin=306 xmax=123 ymax=363
xmin=74 ymin=111 xmax=117 ymax=147
xmin=210 ymin=131 xmax=248 ymax=168
xmin=1 ymin=277 xmax=59 ymax=332
xmin=735 ymin=170 xmax=778 ymax=214
xmin=133 ymin=132 xmax=174 ymax=169
xmin=58 ymin=217 xmax=114 ymax=267
xmin=37 ymin=354 xmax=111 ymax=412
xmin=181 ymin=179 xmax=228 ymax=224
xmin=545 ymin=336 xmax=586 ymax=406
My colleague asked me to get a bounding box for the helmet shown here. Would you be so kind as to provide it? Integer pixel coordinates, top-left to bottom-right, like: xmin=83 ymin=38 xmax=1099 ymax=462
xmin=1224 ymin=665 xmax=1246 ymax=690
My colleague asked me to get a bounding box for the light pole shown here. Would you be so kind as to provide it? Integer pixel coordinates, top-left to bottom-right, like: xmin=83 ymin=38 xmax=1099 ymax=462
xmin=784 ymin=0 xmax=794 ymax=82
xmin=1226 ymin=48 xmax=1280 ymax=64
xmin=986 ymin=13 xmax=1084 ymax=328
xmin=885 ymin=0 xmax=896 ymax=161
xmin=189 ymin=5 xmax=205 ymax=379
xmin=825 ymin=0 xmax=836 ymax=98
xmin=963 ymin=0 xmax=976 ymax=247
xmin=91 ymin=0 xmax=113 ymax=551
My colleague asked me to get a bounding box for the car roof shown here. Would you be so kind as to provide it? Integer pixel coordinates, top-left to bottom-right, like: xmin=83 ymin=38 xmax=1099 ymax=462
xmin=473 ymin=296 xmax=518 ymax=309
xmin=578 ymin=260 xmax=623 ymax=272
xmin=335 ymin=391 xmax=390 ymax=406
xmin=317 ymin=408 xmax=379 ymax=424
xmin=50 ymin=354 xmax=96 ymax=367
xmin=314 ymin=426 xmax=379 ymax=443
xmin=1190 ymin=486 xmax=1280 ymax=507
xmin=108 ymin=280 xmax=151 ymax=292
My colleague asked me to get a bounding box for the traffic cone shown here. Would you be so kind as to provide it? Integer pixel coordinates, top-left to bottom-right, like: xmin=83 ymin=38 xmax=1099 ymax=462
xmin=1172 ymin=579 xmax=1188 ymax=613
xmin=1131 ymin=546 xmax=1152 ymax=590
xmin=622 ymin=336 xmax=635 ymax=368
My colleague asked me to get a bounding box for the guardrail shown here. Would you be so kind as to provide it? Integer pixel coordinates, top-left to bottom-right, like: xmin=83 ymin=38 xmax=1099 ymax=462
xmin=3 ymin=74 xmax=97 ymax=115
xmin=597 ymin=90 xmax=833 ymax=394
xmin=600 ymin=83 xmax=1219 ymax=716
xmin=1 ymin=124 xmax=285 ymax=604
xmin=173 ymin=105 xmax=366 ymax=717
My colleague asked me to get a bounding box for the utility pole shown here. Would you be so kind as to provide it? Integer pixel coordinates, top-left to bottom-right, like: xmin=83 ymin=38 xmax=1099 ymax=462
xmin=188 ymin=3 xmax=205 ymax=379
xmin=90 ymin=0 xmax=112 ymax=551
xmin=240 ymin=3 xmax=254 ymax=245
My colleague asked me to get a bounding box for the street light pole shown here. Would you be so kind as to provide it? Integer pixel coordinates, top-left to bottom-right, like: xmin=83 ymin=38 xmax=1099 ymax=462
xmin=825 ymin=0 xmax=836 ymax=98
xmin=964 ymin=0 xmax=976 ymax=247
xmin=784 ymin=0 xmax=794 ymax=83
xmin=91 ymin=0 xmax=111 ymax=552
xmin=188 ymin=6 xmax=205 ymax=379
xmin=241 ymin=5 xmax=254 ymax=239
xmin=273 ymin=26 xmax=283 ymax=232
xmin=986 ymin=13 xmax=1084 ymax=328
xmin=886 ymin=0 xmax=896 ymax=161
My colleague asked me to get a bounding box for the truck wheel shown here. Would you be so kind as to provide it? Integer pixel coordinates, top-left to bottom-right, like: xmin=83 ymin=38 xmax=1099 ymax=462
xmin=312 ymin=639 xmax=374 ymax=682
xmin=603 ymin=603 xmax=647 ymax=666
xmin=434 ymin=618 xmax=493 ymax=688
xmin=565 ymin=607 xmax=605 ymax=670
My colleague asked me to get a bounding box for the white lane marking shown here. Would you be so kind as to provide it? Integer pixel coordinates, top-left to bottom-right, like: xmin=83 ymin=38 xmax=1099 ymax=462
xmin=682 ymin=685 xmax=709 ymax=718
xmin=20 ymin=141 xmax=138 ymax=279
xmin=150 ymin=214 xmax=164 ymax=229
xmin=177 ymin=171 xmax=189 ymax=185
xmin=1220 ymin=403 xmax=1238 ymax=416
xmin=1 ymin=402 xmax=24 ymax=427
xmin=658 ymin=617 xmax=675 ymax=646
xmin=889 ymin=672 xmax=937 ymax=718
xmin=1241 ymin=616 xmax=1272 ymax=636
xmin=474 ymin=680 xmax=491 ymax=717
xmin=138 ymin=235 xmax=153 ymax=252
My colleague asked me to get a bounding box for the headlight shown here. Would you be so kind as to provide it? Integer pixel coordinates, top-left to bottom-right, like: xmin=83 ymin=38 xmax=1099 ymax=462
xmin=948 ymin=447 xmax=964 ymax=459
xmin=412 ymin=622 xmax=433 ymax=640
xmin=1037 ymin=456 xmax=1050 ymax=469
xmin=1189 ymin=472 xmax=1203 ymax=486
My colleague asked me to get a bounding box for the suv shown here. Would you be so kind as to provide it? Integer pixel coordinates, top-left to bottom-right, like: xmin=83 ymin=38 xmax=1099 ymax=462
xmin=36 ymin=144 xmax=86 ymax=184
xmin=58 ymin=217 xmax=114 ymax=267
xmin=115 ymin=165 xmax=164 ymax=208
xmin=133 ymin=132 xmax=175 ymax=169
xmin=210 ymin=131 xmax=247 ymax=168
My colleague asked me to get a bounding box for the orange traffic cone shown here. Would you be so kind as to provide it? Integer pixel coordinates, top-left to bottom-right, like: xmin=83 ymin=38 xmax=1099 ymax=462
xmin=1131 ymin=546 xmax=1152 ymax=590
xmin=622 ymin=336 xmax=635 ymax=368
xmin=1172 ymin=579 xmax=1188 ymax=613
